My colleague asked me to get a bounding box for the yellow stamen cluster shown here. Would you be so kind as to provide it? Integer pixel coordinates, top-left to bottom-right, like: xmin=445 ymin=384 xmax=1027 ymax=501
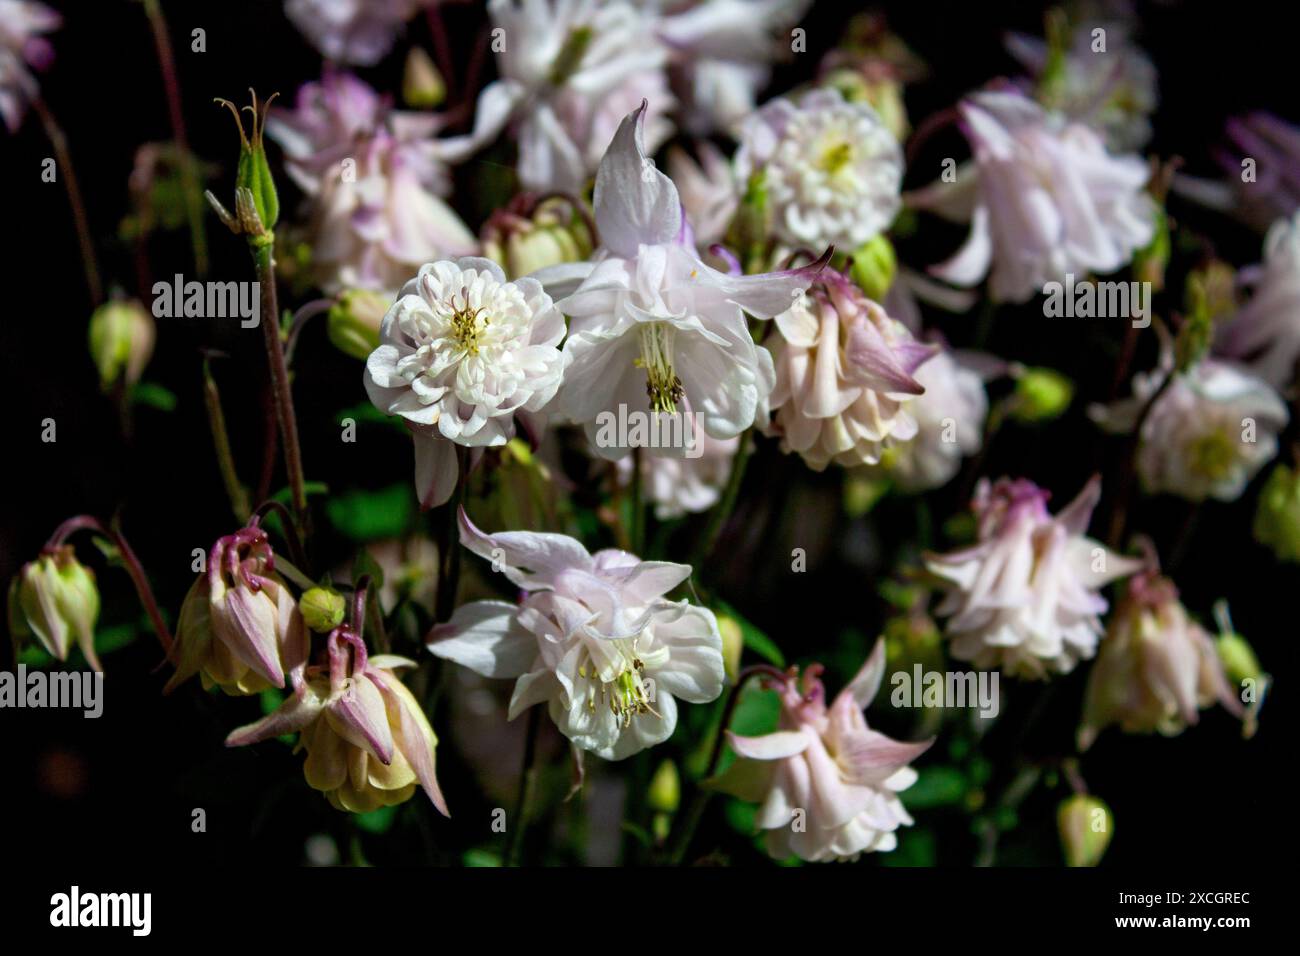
xmin=448 ymin=288 xmax=490 ymax=356
xmin=634 ymin=322 xmax=684 ymax=413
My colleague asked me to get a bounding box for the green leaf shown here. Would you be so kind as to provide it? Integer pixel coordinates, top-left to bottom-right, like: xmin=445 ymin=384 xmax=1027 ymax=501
xmin=902 ymin=766 xmax=968 ymax=810
xmin=326 ymin=484 xmax=415 ymax=541
xmin=130 ymin=381 xmax=178 ymax=412
xmin=463 ymin=848 xmax=503 ymax=868
xmin=354 ymin=805 xmax=398 ymax=834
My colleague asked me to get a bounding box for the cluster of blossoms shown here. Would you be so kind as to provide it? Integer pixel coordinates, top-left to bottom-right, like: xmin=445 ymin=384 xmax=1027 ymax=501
xmin=11 ymin=0 xmax=1288 ymax=871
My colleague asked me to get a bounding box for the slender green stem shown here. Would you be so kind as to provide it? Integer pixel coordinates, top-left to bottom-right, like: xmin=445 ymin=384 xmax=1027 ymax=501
xmin=505 ymin=705 xmax=542 ymax=866
xmin=142 ymin=0 xmax=207 ymax=274
xmin=688 ymin=428 xmax=754 ymax=573
xmin=254 ymin=245 xmax=309 ymax=538
xmin=434 ymin=449 xmax=467 ymax=623
xmin=630 ymin=445 xmax=646 ymax=555
xmin=203 ymin=358 xmax=250 ymax=522
xmin=32 ymin=97 xmax=102 ymax=304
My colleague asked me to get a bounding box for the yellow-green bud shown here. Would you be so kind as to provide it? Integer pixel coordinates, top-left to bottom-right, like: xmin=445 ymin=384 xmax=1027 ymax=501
xmin=716 ymin=613 xmax=743 ymax=685
xmin=88 ymin=300 xmax=155 ymax=390
xmin=1253 ymin=464 xmax=1300 ymax=562
xmin=300 ymin=587 xmax=346 ymax=634
xmin=849 ymin=234 xmax=897 ymax=301
xmin=1216 ymin=631 xmax=1262 ymax=687
xmin=9 ymin=546 xmax=101 ymax=669
xmin=1057 ymin=794 xmax=1113 ymax=867
xmin=647 ymin=760 xmax=680 ymax=814
xmin=1009 ymin=366 xmax=1074 ymax=423
xmin=1133 ymin=205 xmax=1170 ymax=293
xmin=328 ymin=289 xmax=391 ymax=361
xmin=403 ymin=47 xmax=446 ymax=109
xmin=482 ymin=197 xmax=594 ymax=280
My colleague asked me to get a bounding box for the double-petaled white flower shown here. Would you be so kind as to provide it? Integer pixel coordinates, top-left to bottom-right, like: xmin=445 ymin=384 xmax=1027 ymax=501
xmin=543 ymin=103 xmax=826 ymax=459
xmin=926 ymin=476 xmax=1142 ymax=678
xmin=284 ymin=0 xmax=424 ymax=66
xmin=364 ymin=257 xmax=566 ymax=508
xmin=617 ymin=432 xmax=740 ymax=519
xmin=0 ymin=0 xmax=58 ymax=133
xmin=735 ymin=87 xmax=904 ymax=250
xmin=1216 ymin=211 xmax=1300 ymax=390
xmin=1091 ymin=340 xmax=1288 ymax=503
xmin=267 ymin=71 xmax=476 ymax=294
xmin=762 ymin=269 xmax=936 ymax=470
xmin=910 ymin=89 xmax=1157 ymax=304
xmin=428 ymin=510 xmax=725 ymax=759
xmin=1079 ymin=571 xmax=1242 ymax=750
xmin=711 ymin=640 xmax=932 ymax=862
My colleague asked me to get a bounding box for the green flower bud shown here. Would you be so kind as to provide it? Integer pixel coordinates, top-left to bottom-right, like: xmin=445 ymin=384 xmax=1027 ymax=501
xmin=1057 ymin=794 xmax=1113 ymax=867
xmin=1253 ymin=464 xmax=1300 ymax=562
xmin=482 ymin=196 xmax=594 ymax=280
xmin=300 ymin=587 xmax=346 ymax=634
xmin=1009 ymin=366 xmax=1074 ymax=423
xmin=88 ymin=300 xmax=155 ymax=390
xmin=849 ymin=234 xmax=897 ymax=301
xmin=716 ymin=613 xmax=743 ymax=685
xmin=1132 ymin=205 xmax=1170 ymax=293
xmin=9 ymin=546 xmax=101 ymax=670
xmin=328 ymin=289 xmax=391 ymax=361
xmin=647 ymin=760 xmax=680 ymax=814
xmin=403 ymin=47 xmax=446 ymax=109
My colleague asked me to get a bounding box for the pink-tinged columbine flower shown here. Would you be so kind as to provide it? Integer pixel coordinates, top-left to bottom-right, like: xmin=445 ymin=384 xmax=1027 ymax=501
xmin=1090 ymin=341 xmax=1288 ymax=503
xmin=617 ymin=433 xmax=741 ymax=519
xmin=735 ymin=87 xmax=904 ymax=250
xmin=284 ymin=0 xmax=424 ymax=66
xmin=1175 ymin=114 xmax=1300 ymax=233
xmin=879 ymin=344 xmax=989 ymax=492
xmin=1005 ymin=15 xmax=1157 ymax=151
xmin=0 ymin=0 xmax=58 ymax=132
xmin=542 ymin=103 xmax=828 ymax=459
xmin=761 ymin=269 xmax=936 ymax=470
xmin=1078 ymin=571 xmax=1243 ymax=750
xmin=267 ymin=71 xmax=476 ymax=294
xmin=227 ymin=626 xmax=449 ymax=815
xmin=926 ymin=476 xmax=1143 ymax=678
xmin=165 ymin=525 xmax=307 ymax=695
xmin=1216 ymin=211 xmax=1300 ymax=390
xmin=427 ymin=509 xmax=725 ymax=760
xmin=656 ymin=0 xmax=812 ymax=138
xmin=8 ymin=546 xmax=100 ymax=670
xmin=441 ymin=0 xmax=674 ymax=194
xmin=364 ymin=256 xmax=566 ymax=509
xmin=711 ymin=640 xmax=932 ymax=862
xmin=909 ymin=89 xmax=1156 ymax=304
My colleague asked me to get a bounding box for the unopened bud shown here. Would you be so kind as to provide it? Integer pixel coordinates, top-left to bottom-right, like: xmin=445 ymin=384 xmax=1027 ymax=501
xmin=1009 ymin=366 xmax=1073 ymax=423
xmin=1253 ymin=463 xmax=1300 ymax=562
xmin=849 ymin=234 xmax=897 ymax=301
xmin=482 ymin=196 xmax=593 ymax=280
xmin=403 ymin=47 xmax=446 ymax=108
xmin=647 ymin=760 xmax=680 ymax=814
xmin=1057 ymin=794 xmax=1112 ymax=867
xmin=88 ymin=300 xmax=155 ymax=389
xmin=300 ymin=587 xmax=346 ymax=634
xmin=716 ymin=613 xmax=743 ymax=684
xmin=328 ymin=289 xmax=391 ymax=361
xmin=8 ymin=546 xmax=101 ymax=670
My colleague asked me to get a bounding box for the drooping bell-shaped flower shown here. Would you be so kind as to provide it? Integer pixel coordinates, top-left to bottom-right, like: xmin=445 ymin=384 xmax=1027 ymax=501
xmin=427 ymin=509 xmax=726 ymax=760
xmin=1078 ymin=571 xmax=1243 ymax=750
xmin=165 ymin=525 xmax=307 ymax=695
xmin=734 ymin=87 xmax=904 ymax=250
xmin=543 ymin=103 xmax=828 ymax=460
xmin=284 ymin=0 xmax=424 ymax=66
xmin=227 ymin=626 xmax=449 ymax=815
xmin=0 ymin=0 xmax=59 ymax=133
xmin=711 ymin=640 xmax=932 ymax=862
xmin=926 ymin=476 xmax=1143 ymax=678
xmin=8 ymin=545 xmax=100 ymax=670
xmin=1216 ymin=210 xmax=1300 ymax=390
xmin=364 ymin=256 xmax=567 ymax=509
xmin=761 ymin=268 xmax=936 ymax=470
xmin=909 ymin=89 xmax=1157 ymax=304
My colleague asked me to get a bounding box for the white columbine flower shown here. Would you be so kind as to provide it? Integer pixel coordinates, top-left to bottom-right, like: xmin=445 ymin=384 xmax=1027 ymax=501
xmin=428 ymin=509 xmax=725 ymax=759
xmin=762 ymin=269 xmax=936 ymax=470
xmin=1091 ymin=345 xmax=1288 ymax=503
xmin=364 ymin=257 xmax=566 ymax=508
xmin=617 ymin=433 xmax=740 ymax=519
xmin=267 ymin=71 xmax=477 ymax=295
xmin=926 ymin=476 xmax=1142 ymax=678
xmin=909 ymin=89 xmax=1157 ymax=304
xmin=284 ymin=0 xmax=423 ymax=66
xmin=542 ymin=103 xmax=828 ymax=459
xmin=735 ymin=87 xmax=904 ymax=250
xmin=1216 ymin=211 xmax=1300 ymax=390
xmin=0 ymin=0 xmax=59 ymax=133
